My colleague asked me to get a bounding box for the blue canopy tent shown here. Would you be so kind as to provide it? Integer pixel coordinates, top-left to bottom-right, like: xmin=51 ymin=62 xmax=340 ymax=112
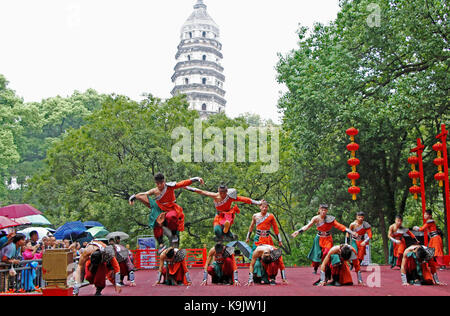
xmin=54 ymin=221 xmax=86 ymax=241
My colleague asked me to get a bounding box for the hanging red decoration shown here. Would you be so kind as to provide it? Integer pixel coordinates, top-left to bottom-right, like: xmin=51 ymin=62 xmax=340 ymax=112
xmin=409 ymin=185 xmax=421 ymax=196
xmin=432 ymin=142 xmax=445 ymax=187
xmin=348 ymin=186 xmax=361 ymax=196
xmin=347 ymin=172 xmax=360 ymax=180
xmin=407 ymin=155 xmax=420 ymax=199
xmin=346 ymin=127 xmax=360 ymax=200
xmin=408 ymin=171 xmax=420 ymax=179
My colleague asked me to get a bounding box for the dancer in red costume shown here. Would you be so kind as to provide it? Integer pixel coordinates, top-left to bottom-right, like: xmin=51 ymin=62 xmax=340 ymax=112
xmin=317 ymin=244 xmax=364 ymax=286
xmin=129 ymin=173 xmax=204 ymax=250
xmin=291 ymin=204 xmax=358 ymax=274
xmin=73 ymin=241 xmax=122 ymax=296
xmin=400 ymin=245 xmax=446 ymax=286
xmin=413 ymin=209 xmax=446 ymax=270
xmin=154 ymin=247 xmax=192 ymax=286
xmin=347 ymin=212 xmax=373 ymax=264
xmin=186 ymin=184 xmax=262 ymax=242
xmin=388 ymin=215 xmax=419 ymax=269
xmin=201 ymin=243 xmax=240 ymax=286
xmin=246 ymin=200 xmax=282 ymax=249
xmin=246 ymin=244 xmax=288 ymax=286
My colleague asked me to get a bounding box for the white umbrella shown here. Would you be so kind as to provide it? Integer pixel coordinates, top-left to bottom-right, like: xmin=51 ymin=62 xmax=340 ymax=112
xmin=18 ymin=227 xmax=52 ymax=241
xmin=106 ymin=232 xmax=129 ymax=241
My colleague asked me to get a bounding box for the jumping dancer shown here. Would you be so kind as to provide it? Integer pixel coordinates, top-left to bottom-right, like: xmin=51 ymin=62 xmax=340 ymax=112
xmin=186 ymin=183 xmax=262 ymax=242
xmin=129 ymin=173 xmax=204 ymax=250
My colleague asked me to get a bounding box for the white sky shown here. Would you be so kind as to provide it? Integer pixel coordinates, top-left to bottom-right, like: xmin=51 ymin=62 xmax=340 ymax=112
xmin=0 ymin=0 xmax=340 ymax=122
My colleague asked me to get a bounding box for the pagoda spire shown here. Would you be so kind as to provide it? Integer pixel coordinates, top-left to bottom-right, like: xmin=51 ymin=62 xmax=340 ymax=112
xmin=194 ymin=0 xmax=206 ymax=9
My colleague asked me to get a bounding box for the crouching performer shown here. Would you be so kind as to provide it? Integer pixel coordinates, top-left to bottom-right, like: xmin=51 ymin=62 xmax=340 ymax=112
xmin=154 ymin=247 xmax=192 ymax=286
xmin=246 ymin=245 xmax=288 ymax=286
xmin=201 ymin=243 xmax=240 ymax=286
xmin=73 ymin=241 xmax=122 ymax=296
xmin=400 ymin=245 xmax=446 ymax=286
xmin=110 ymin=240 xmax=136 ymax=287
xmin=316 ymin=244 xmax=364 ymax=287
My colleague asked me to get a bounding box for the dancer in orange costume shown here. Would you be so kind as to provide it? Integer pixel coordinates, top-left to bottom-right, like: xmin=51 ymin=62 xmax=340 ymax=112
xmin=186 ymin=184 xmax=262 ymax=241
xmin=154 ymin=247 xmax=192 ymax=286
xmin=413 ymin=209 xmax=446 ymax=270
xmin=129 ymin=173 xmax=204 ymax=250
xmin=291 ymin=204 xmax=358 ymax=274
xmin=347 ymin=212 xmax=373 ymax=263
xmin=388 ymin=215 xmax=419 ymax=269
xmin=400 ymin=245 xmax=446 ymax=286
xmin=73 ymin=241 xmax=122 ymax=296
xmin=316 ymin=244 xmax=364 ymax=286
xmin=201 ymin=243 xmax=240 ymax=286
xmin=246 ymin=200 xmax=282 ymax=249
xmin=246 ymin=245 xmax=288 ymax=286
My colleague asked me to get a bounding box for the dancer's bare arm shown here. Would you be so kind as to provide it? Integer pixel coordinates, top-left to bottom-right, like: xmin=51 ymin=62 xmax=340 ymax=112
xmin=246 ymin=215 xmax=257 ymax=243
xmin=129 ymin=188 xmax=158 ymax=206
xmin=200 ymin=248 xmax=216 ymax=286
xmin=185 ymin=187 xmax=218 ymax=199
xmin=291 ymin=216 xmax=317 ymax=238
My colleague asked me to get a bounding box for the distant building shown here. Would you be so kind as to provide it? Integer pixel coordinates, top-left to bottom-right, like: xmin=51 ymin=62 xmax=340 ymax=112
xmin=171 ymin=0 xmax=226 ymax=118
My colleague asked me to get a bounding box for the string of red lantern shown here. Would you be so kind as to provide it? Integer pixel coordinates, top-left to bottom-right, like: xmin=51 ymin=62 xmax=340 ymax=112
xmin=346 ymin=127 xmax=360 ymax=200
xmin=407 ymin=155 xmax=421 ymax=200
xmin=432 ymin=142 xmax=446 ymax=187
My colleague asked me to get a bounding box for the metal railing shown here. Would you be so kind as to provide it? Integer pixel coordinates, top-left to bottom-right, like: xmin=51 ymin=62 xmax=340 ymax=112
xmin=0 ymin=260 xmax=45 ymax=294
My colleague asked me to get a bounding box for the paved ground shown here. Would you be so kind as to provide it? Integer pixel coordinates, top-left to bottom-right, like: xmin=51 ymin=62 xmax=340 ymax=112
xmin=79 ymin=265 xmax=450 ymax=296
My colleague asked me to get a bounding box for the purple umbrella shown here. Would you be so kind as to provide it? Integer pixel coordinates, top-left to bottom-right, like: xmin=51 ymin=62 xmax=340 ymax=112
xmin=0 ymin=204 xmax=42 ymax=219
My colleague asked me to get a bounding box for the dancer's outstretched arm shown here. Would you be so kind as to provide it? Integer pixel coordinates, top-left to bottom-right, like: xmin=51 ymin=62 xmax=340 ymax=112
xmin=128 ymin=188 xmax=158 ymax=207
xmin=185 ymin=187 xmax=218 ymax=199
xmin=291 ymin=216 xmax=317 ymax=238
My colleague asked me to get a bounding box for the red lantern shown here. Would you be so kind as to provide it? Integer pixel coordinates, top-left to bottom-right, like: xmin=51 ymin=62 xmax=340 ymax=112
xmin=346 ymin=128 xmax=359 ymax=137
xmin=435 ymin=172 xmax=446 ymax=187
xmin=347 ymin=158 xmax=360 ymax=166
xmin=409 ymin=185 xmax=421 ymax=200
xmin=434 ymin=158 xmax=445 ymax=166
xmin=346 ymin=143 xmax=360 ymax=152
xmin=408 ymin=171 xmax=420 ymax=179
xmin=408 ymin=156 xmax=419 ymax=165
xmin=347 ymin=172 xmax=360 ymax=180
xmin=432 ymin=142 xmax=443 ymax=152
xmin=348 ymin=186 xmax=361 ymax=200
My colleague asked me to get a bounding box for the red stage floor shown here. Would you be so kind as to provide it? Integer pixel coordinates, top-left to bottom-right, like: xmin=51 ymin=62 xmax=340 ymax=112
xmin=79 ymin=265 xmax=450 ymax=296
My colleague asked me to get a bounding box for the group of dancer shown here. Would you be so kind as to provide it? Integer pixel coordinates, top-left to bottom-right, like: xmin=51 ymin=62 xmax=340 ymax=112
xmin=74 ymin=172 xmax=447 ymax=295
